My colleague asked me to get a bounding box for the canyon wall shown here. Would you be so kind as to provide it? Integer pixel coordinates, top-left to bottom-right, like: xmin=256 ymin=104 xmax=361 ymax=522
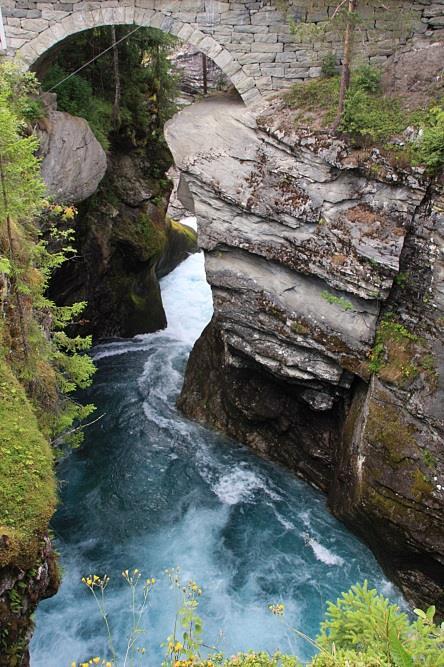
xmin=165 ymin=95 xmax=444 ymax=612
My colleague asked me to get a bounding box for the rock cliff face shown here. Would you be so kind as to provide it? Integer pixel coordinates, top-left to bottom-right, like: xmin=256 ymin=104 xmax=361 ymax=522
xmin=48 ymin=146 xmax=198 ymax=339
xmin=0 ymin=537 xmax=59 ymax=667
xmin=165 ymin=96 xmax=444 ymax=612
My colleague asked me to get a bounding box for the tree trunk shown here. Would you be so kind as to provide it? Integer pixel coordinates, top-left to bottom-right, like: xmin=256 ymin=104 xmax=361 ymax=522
xmin=331 ymin=0 xmax=357 ymax=132
xmin=111 ymin=25 xmax=121 ymax=128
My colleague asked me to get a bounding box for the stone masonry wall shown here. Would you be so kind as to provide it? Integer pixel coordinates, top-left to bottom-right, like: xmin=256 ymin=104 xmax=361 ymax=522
xmin=0 ymin=0 xmax=443 ymax=105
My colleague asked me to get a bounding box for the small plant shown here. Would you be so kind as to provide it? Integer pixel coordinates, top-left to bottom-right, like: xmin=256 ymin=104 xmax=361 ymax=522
xmin=353 ymin=65 xmax=381 ymax=94
xmin=320 ymin=290 xmax=353 ymax=312
xmin=368 ymin=316 xmax=418 ymax=382
xmin=414 ymin=106 xmax=444 ymax=174
xmin=81 ymin=569 xmax=157 ymax=666
xmin=422 ymin=449 xmax=437 ymax=469
xmin=321 ymin=54 xmax=338 ymax=79
xmin=394 ymin=272 xmax=409 ymax=288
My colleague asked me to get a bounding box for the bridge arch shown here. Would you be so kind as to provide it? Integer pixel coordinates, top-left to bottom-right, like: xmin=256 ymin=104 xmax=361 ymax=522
xmin=13 ymin=5 xmax=262 ymax=107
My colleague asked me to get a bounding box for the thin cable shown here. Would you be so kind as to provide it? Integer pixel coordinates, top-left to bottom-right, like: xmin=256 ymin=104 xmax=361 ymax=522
xmin=47 ymin=24 xmax=143 ymax=91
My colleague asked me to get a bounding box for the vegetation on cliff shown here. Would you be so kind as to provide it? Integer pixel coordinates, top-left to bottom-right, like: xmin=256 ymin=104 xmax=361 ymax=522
xmin=0 ymin=62 xmax=95 ymax=567
xmin=37 ymin=26 xmax=199 ymax=339
xmin=41 ymin=25 xmax=178 ymax=168
xmin=284 ymin=65 xmax=444 ymax=173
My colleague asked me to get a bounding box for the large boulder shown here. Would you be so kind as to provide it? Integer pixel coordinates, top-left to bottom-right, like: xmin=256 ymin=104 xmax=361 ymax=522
xmin=36 ymin=95 xmax=107 ymax=203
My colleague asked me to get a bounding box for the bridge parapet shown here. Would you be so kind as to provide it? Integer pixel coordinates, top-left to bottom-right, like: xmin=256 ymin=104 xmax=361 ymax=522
xmin=1 ymin=1 xmax=443 ymax=106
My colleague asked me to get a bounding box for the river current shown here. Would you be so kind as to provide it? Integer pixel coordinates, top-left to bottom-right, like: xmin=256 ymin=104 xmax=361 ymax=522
xmin=31 ymin=220 xmax=400 ymax=665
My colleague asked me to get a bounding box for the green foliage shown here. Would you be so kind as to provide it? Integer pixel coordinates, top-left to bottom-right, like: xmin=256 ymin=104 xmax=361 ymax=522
xmin=0 ymin=61 xmax=96 ymax=446
xmin=42 ymin=65 xmax=113 ymax=149
xmin=353 ymin=65 xmax=381 ymax=94
xmin=321 ymin=54 xmax=338 ymax=79
xmin=317 ymin=582 xmax=444 ymax=666
xmin=368 ymin=316 xmax=418 ymax=377
xmin=340 ymin=89 xmax=407 ymax=143
xmin=284 ymin=76 xmax=339 ymax=119
xmin=414 ymin=106 xmax=444 ymax=173
xmin=207 ymin=653 xmax=301 ymax=666
xmin=320 ymin=290 xmax=353 ymax=311
xmin=42 ymin=26 xmax=179 ymax=162
xmin=284 ymin=64 xmax=444 ymax=171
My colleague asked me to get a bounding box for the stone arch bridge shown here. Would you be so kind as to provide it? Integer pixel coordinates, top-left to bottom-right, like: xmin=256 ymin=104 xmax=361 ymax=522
xmin=1 ymin=0 xmax=443 ymax=105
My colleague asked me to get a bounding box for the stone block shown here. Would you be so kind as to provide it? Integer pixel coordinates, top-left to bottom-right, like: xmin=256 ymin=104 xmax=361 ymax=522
xmin=242 ymin=85 xmax=262 ymax=105
xmin=3 ymin=9 xmax=28 ymax=18
xmin=251 ymin=10 xmax=282 ymax=25
xmin=254 ymin=32 xmax=277 ymax=43
xmin=41 ymin=10 xmax=70 ymax=20
xmin=21 ymin=17 xmax=48 ymax=31
xmin=176 ymin=23 xmax=195 ymax=42
xmin=8 ymin=36 xmax=28 ymax=48
xmin=260 ymin=65 xmax=284 ymax=77
xmin=219 ymin=9 xmax=250 ymax=25
xmin=232 ymin=31 xmax=254 ymax=43
xmin=253 ymin=41 xmax=282 ymax=52
xmin=275 ymin=51 xmax=299 ymax=62
xmin=235 ymin=24 xmax=268 ymax=33
xmin=135 ymin=0 xmax=155 ymax=8
xmin=242 ymin=62 xmax=261 ymax=76
xmin=174 ymin=12 xmax=198 ymax=23
xmin=255 ymin=75 xmax=273 ymax=90
xmin=238 ymin=51 xmax=277 ymax=64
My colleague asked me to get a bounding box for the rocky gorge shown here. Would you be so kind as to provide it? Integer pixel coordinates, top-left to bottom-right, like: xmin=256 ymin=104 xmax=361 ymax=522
xmin=1 ymin=27 xmax=444 ymax=662
xmin=37 ymin=93 xmax=198 ymax=340
xmin=165 ymin=93 xmax=444 ymax=613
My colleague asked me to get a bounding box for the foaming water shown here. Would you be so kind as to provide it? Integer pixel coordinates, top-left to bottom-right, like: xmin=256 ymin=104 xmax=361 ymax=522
xmin=31 ymin=229 xmax=401 ymax=665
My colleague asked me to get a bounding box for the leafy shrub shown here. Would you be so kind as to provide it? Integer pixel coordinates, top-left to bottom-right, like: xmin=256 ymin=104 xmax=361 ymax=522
xmin=321 ymin=53 xmax=338 ymax=78
xmin=283 ymin=75 xmax=339 ymax=117
xmin=317 ymin=582 xmax=444 ymax=666
xmin=353 ymin=65 xmax=381 ymax=94
xmin=415 ymin=106 xmax=444 ymax=173
xmin=339 ymin=89 xmax=407 ymax=143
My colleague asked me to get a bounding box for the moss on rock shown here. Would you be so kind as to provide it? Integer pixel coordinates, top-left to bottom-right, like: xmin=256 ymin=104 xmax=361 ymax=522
xmin=0 ymin=358 xmax=57 ymax=569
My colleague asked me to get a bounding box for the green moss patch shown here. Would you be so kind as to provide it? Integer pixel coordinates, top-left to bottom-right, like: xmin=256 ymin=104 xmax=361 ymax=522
xmin=0 ymin=358 xmax=57 ymax=568
xmin=170 ymin=219 xmax=198 ymax=248
xmin=114 ymin=212 xmax=168 ymax=261
xmin=366 ymin=400 xmax=416 ymax=467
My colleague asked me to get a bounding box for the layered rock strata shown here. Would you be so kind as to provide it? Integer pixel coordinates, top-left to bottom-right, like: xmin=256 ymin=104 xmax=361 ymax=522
xmin=165 ymin=96 xmax=444 ymax=612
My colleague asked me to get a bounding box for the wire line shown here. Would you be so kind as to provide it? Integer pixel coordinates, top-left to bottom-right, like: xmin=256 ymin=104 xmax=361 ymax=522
xmin=47 ymin=24 xmax=143 ymax=91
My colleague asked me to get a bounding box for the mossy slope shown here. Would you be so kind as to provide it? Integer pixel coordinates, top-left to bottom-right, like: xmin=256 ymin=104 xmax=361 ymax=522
xmin=0 ymin=357 xmax=57 ymax=569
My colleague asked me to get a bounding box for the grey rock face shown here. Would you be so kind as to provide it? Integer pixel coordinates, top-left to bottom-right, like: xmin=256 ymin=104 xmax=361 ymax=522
xmin=37 ymin=107 xmax=107 ymax=203
xmin=165 ymin=96 xmax=421 ymax=385
xmin=166 ymin=95 xmax=444 ymax=612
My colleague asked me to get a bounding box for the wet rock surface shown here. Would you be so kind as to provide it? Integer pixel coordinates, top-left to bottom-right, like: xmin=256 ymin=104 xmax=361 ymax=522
xmin=166 ymin=96 xmax=444 ymax=612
